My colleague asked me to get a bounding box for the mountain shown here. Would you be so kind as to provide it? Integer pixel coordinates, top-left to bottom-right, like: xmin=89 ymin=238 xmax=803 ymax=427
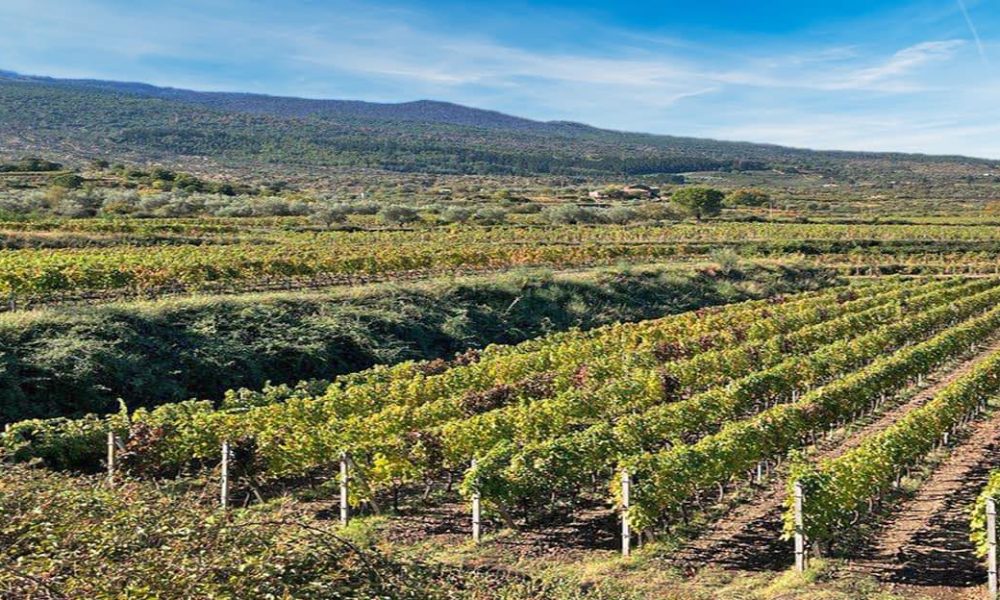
xmin=0 ymin=71 xmax=558 ymax=130
xmin=0 ymin=70 xmax=995 ymax=178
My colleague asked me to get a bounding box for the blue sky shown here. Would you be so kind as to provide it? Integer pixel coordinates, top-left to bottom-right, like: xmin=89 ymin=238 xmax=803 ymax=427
xmin=1 ymin=0 xmax=998 ymax=157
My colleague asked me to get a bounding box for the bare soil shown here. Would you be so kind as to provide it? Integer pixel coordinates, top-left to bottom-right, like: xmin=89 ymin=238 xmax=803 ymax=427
xmin=666 ymin=338 xmax=1000 ymax=575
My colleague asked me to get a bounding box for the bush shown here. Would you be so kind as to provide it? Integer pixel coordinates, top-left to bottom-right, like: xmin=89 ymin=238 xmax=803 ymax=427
xmin=440 ymin=207 xmax=474 ymax=224
xmin=506 ymin=202 xmax=542 ymax=214
xmin=99 ymin=190 xmax=141 ymax=215
xmin=542 ymin=204 xmax=602 ymax=225
xmin=0 ymin=157 xmax=62 ymax=172
xmin=635 ymin=202 xmax=681 ymax=222
xmin=0 ymin=465 xmax=435 ymax=599
xmin=309 ymin=204 xmax=349 ymax=228
xmin=378 ymin=205 xmax=420 ymax=226
xmin=347 ymin=201 xmax=380 ymax=215
xmin=50 ymin=173 xmax=85 ymax=189
xmin=726 ymin=188 xmax=771 ymax=207
xmin=603 ymin=206 xmax=639 ymax=225
xmin=473 ymin=207 xmax=507 ymax=225
xmin=54 ymin=193 xmax=102 ymax=218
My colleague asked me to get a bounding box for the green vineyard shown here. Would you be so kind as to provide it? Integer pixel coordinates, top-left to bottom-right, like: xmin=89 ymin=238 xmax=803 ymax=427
xmin=8 ymin=222 xmax=1000 ymax=305
xmin=9 ymin=275 xmax=1000 ymax=586
xmin=9 ymin=269 xmax=1000 ymax=598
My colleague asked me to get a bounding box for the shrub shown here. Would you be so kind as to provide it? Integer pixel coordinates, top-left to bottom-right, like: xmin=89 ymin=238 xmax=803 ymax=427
xmin=0 ymin=465 xmax=434 ymax=599
xmin=440 ymin=207 xmax=474 ymax=224
xmin=473 ymin=207 xmax=507 ymax=225
xmin=604 ymin=206 xmax=639 ymax=225
xmin=542 ymin=204 xmax=602 ymax=225
xmin=378 ymin=205 xmax=420 ymax=226
xmin=309 ymin=204 xmax=350 ymax=228
xmin=50 ymin=173 xmax=85 ymax=189
xmin=726 ymin=188 xmax=771 ymax=207
xmin=635 ymin=202 xmax=681 ymax=222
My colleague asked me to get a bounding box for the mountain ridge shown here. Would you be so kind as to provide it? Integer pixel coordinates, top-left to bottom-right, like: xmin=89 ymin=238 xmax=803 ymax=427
xmin=0 ymin=69 xmax=996 ymax=178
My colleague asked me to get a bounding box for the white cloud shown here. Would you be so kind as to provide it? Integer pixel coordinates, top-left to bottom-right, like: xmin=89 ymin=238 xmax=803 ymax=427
xmin=697 ymin=110 xmax=1000 ymax=157
xmin=834 ymin=40 xmax=965 ymax=90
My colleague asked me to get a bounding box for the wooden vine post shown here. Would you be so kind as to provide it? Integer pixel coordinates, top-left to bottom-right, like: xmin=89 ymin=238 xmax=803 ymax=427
xmin=220 ymin=440 xmax=231 ymax=510
xmin=988 ymin=498 xmax=997 ymax=600
xmin=621 ymin=469 xmax=631 ymax=557
xmin=471 ymin=458 xmax=481 ymax=543
xmin=106 ymin=430 xmax=117 ymax=484
xmin=340 ymin=452 xmax=350 ymax=526
xmin=793 ymin=481 xmax=808 ymax=572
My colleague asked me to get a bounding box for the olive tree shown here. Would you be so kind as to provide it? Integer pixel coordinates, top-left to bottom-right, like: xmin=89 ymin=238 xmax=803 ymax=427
xmin=670 ymin=187 xmax=724 ymax=221
xmin=725 ymin=188 xmax=771 ymax=207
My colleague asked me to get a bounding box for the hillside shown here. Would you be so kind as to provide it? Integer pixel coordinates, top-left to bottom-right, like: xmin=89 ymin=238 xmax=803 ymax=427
xmin=0 ymin=70 xmax=996 ymax=179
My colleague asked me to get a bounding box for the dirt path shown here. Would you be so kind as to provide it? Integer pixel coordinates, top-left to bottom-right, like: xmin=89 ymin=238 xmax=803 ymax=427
xmin=835 ymin=402 xmax=1000 ymax=598
xmin=668 ymin=338 xmax=1000 ymax=572
xmin=308 ymin=491 xmax=618 ymax=562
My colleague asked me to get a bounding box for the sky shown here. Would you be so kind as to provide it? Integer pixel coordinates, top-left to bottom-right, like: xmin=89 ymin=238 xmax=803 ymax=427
xmin=1 ymin=0 xmax=998 ymax=157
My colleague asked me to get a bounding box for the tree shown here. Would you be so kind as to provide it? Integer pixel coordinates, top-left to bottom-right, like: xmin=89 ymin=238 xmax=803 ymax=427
xmin=726 ymin=188 xmax=771 ymax=207
xmin=542 ymin=204 xmax=600 ymax=225
xmin=635 ymin=202 xmax=681 ymax=222
xmin=309 ymin=205 xmax=349 ymax=229
xmin=473 ymin=207 xmax=507 ymax=225
xmin=378 ymin=205 xmax=420 ymax=226
xmin=670 ymin=187 xmax=724 ymax=220
xmin=440 ymin=207 xmax=473 ymax=224
xmin=50 ymin=173 xmax=84 ymax=189
xmin=604 ymin=206 xmax=639 ymax=225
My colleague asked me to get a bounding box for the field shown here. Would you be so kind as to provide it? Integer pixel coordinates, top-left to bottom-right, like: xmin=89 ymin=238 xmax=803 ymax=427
xmin=9 ymin=220 xmax=1000 ymax=308
xmin=3 ymin=92 xmax=1000 ymax=595
xmin=4 ymin=184 xmax=1000 ymax=600
xmin=10 ymin=3 xmax=1000 ymax=593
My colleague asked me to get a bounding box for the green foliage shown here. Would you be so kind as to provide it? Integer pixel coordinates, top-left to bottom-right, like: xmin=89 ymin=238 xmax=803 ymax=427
xmin=727 ymin=188 xmax=772 ymax=207
xmin=0 ymin=464 xmax=445 ymax=599
xmin=308 ymin=204 xmax=350 ymax=228
xmin=625 ymin=287 xmax=1000 ymax=531
xmin=792 ymin=350 xmax=1000 ymax=544
xmin=464 ymin=279 xmax=978 ymax=512
xmin=634 ymin=202 xmax=680 ymax=221
xmin=971 ymin=470 xmax=1000 ymax=558
xmin=2 ymin=410 xmax=124 ymax=471
xmin=0 ymin=78 xmax=770 ymax=177
xmin=472 ymin=207 xmax=507 ymax=225
xmin=542 ymin=204 xmax=602 ymax=225
xmin=0 ymin=157 xmax=63 ymax=172
xmin=604 ymin=206 xmax=639 ymax=224
xmin=0 ymin=263 xmax=830 ymax=423
xmin=2 ymin=264 xmax=834 ymax=474
xmin=49 ymin=172 xmax=84 ymax=189
xmin=440 ymin=206 xmax=474 ymax=223
xmin=379 ymin=205 xmax=420 ymax=225
xmin=670 ymin=187 xmax=725 ymax=220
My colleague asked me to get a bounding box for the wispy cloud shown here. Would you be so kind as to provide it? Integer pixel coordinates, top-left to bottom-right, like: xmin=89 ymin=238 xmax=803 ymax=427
xmin=830 ymin=40 xmax=965 ymax=90
xmin=957 ymin=0 xmax=989 ymax=65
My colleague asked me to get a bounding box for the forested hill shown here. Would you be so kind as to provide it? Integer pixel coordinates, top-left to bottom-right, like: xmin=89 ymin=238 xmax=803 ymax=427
xmin=0 ymin=70 xmax=995 ymax=178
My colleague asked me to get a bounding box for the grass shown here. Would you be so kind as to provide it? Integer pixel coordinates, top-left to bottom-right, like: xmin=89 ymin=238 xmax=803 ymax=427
xmin=0 ymin=260 xmax=834 ymax=422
